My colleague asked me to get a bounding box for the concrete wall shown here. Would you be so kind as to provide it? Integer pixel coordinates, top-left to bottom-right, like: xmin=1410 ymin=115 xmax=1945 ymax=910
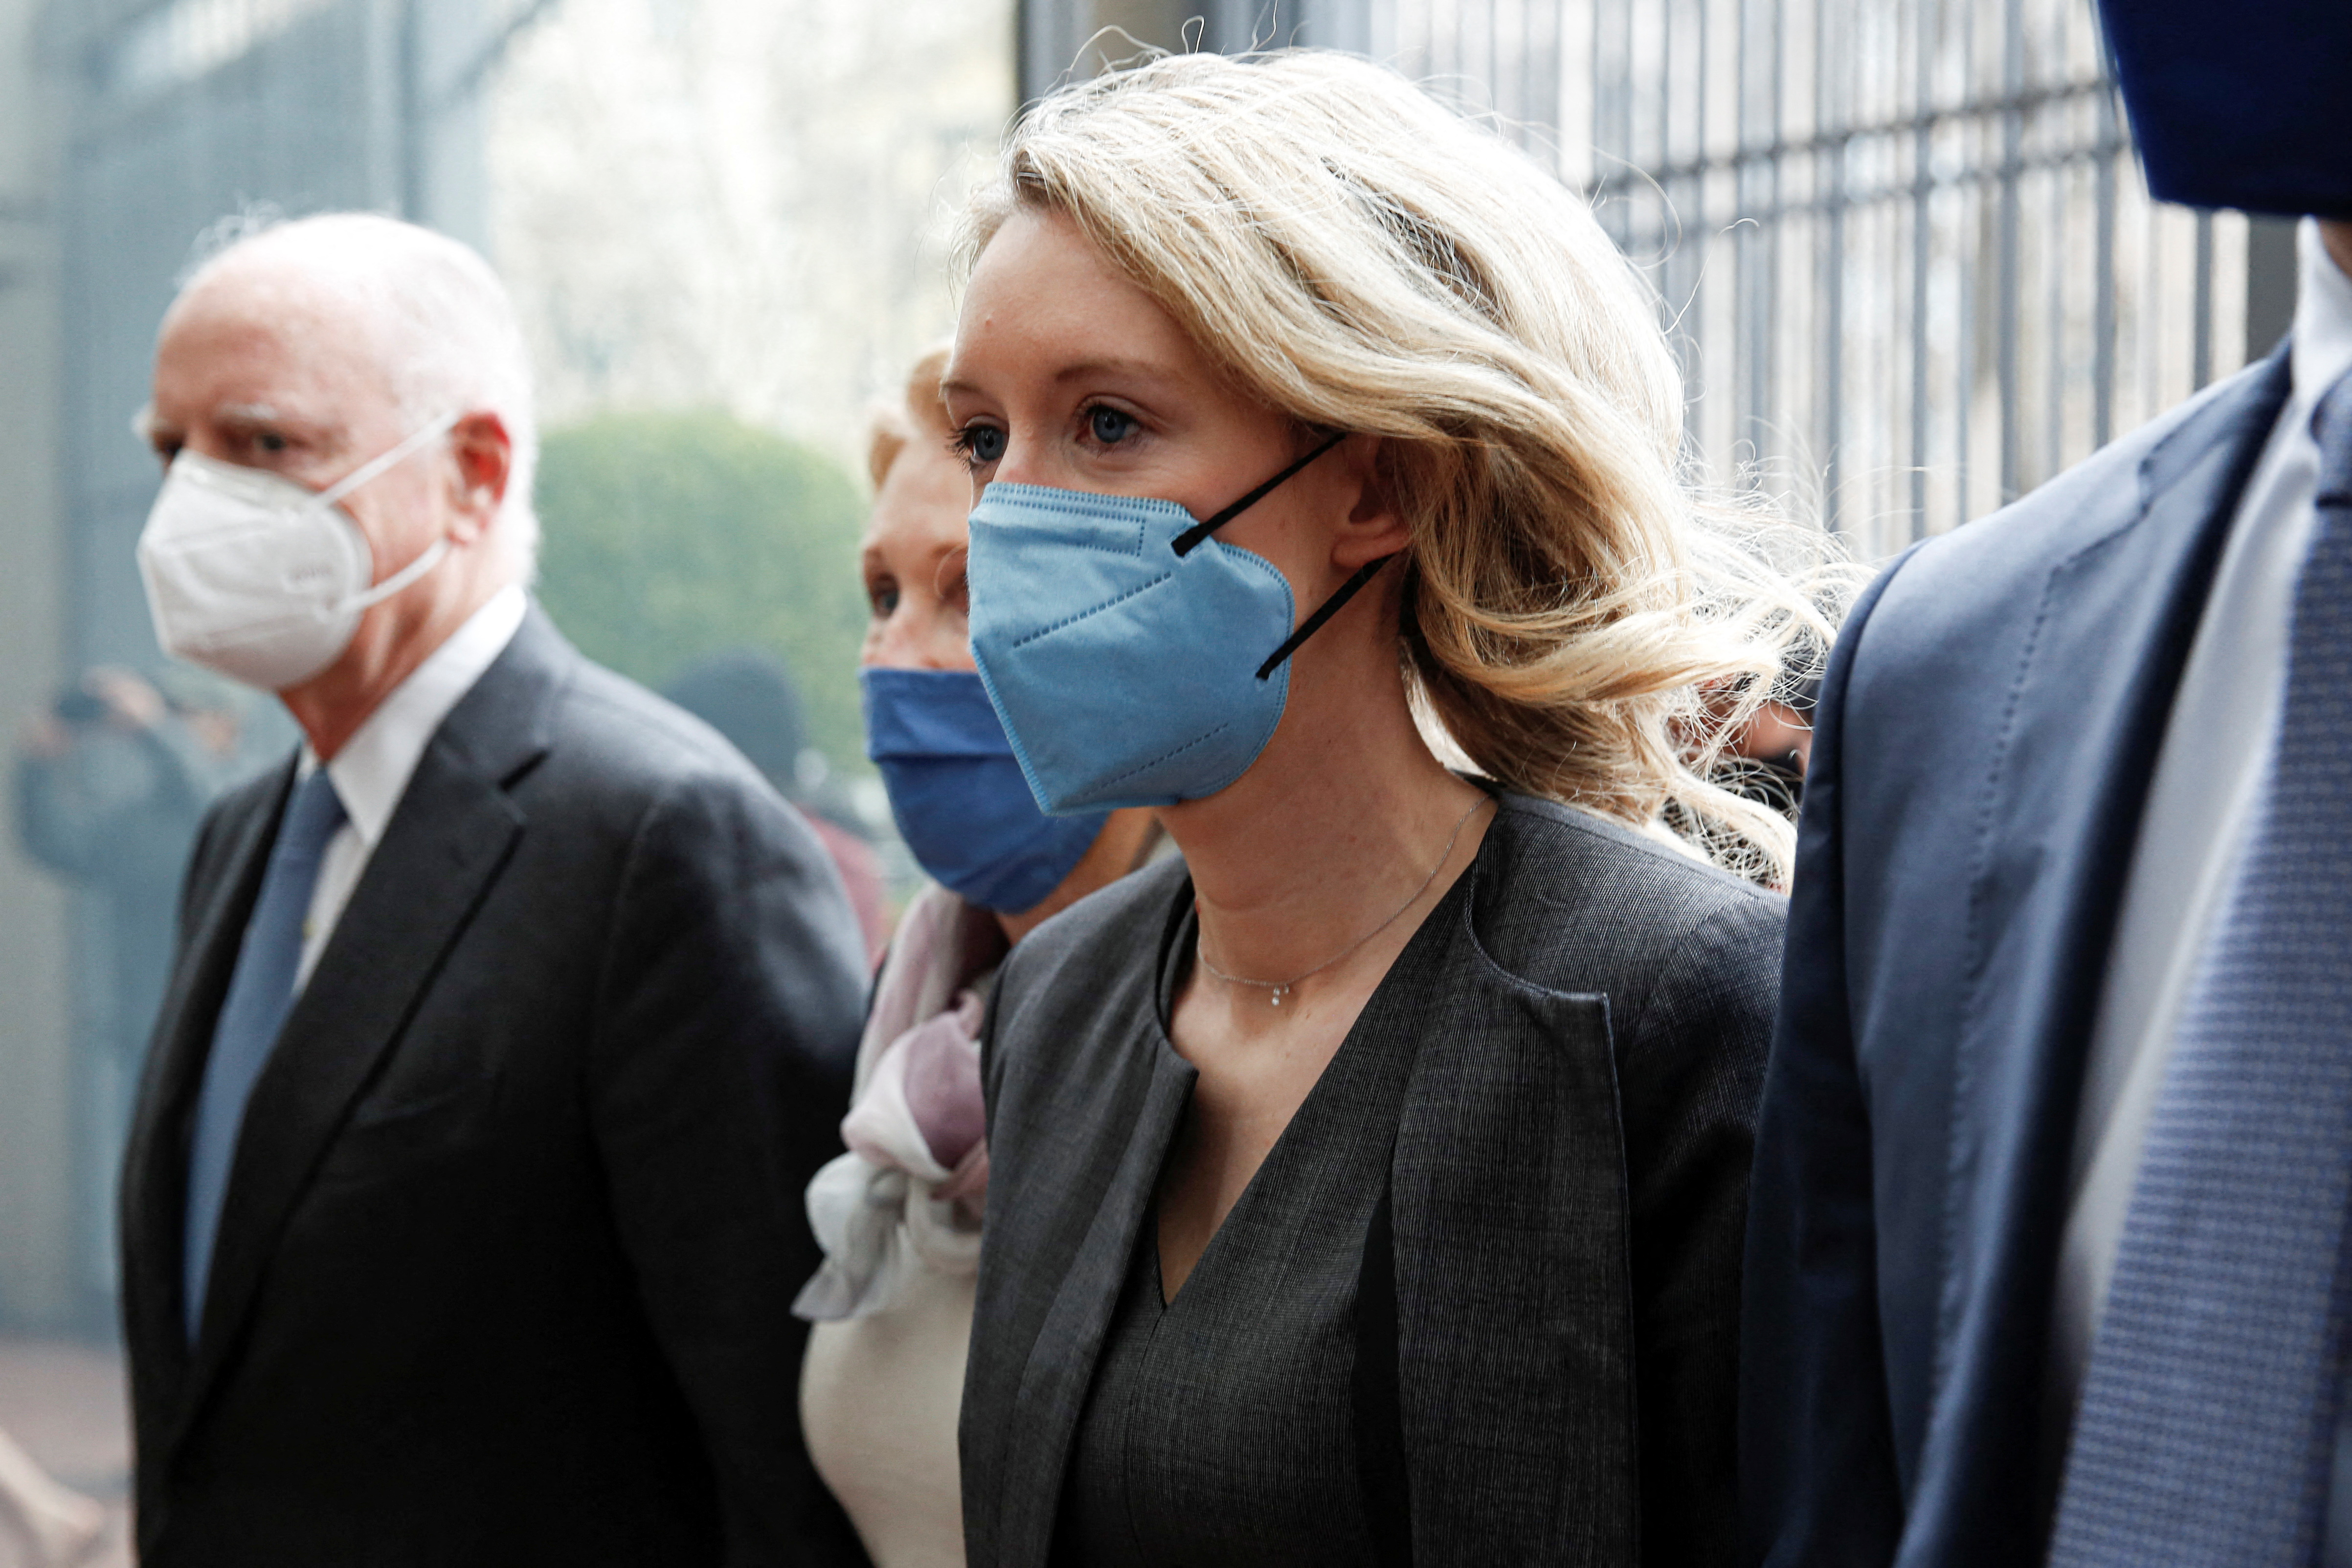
xmin=0 ymin=0 xmax=78 ymax=1333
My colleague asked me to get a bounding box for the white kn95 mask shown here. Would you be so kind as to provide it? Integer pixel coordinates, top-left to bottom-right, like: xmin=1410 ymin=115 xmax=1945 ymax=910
xmin=136 ymin=411 xmax=463 ymax=691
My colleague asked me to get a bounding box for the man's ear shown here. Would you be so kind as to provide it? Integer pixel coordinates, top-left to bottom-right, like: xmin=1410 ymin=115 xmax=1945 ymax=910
xmin=447 ymin=411 xmax=513 ymax=542
xmin=1333 ymin=433 xmax=1409 ymax=568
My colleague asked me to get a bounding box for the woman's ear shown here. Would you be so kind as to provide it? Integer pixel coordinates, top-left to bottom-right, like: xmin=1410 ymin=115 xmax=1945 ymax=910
xmin=1333 ymin=433 xmax=1409 ymax=568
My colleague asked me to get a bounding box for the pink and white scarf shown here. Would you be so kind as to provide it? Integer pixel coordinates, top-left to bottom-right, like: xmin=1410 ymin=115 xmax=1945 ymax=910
xmin=794 ymin=883 xmax=1006 ymax=1322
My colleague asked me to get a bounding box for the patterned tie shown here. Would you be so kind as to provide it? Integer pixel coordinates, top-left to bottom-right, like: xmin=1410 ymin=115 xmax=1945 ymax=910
xmin=2049 ymin=369 xmax=2352 ymax=1567
xmin=181 ymin=765 xmax=347 ymax=1342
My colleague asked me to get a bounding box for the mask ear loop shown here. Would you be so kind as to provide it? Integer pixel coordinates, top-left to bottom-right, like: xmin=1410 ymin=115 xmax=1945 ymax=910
xmin=1254 ymin=553 xmax=1399 ymax=681
xmin=1155 ymin=430 xmax=1383 ymax=680
xmin=314 ymin=409 xmax=467 ymax=614
xmin=1169 ymin=431 xmax=1349 ymax=558
xmin=338 ymin=535 xmax=452 ymax=614
xmin=313 ymin=408 xmax=466 ymax=510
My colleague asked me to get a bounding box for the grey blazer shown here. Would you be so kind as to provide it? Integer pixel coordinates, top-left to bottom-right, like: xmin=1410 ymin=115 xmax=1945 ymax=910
xmin=962 ymin=790 xmax=1782 ymax=1568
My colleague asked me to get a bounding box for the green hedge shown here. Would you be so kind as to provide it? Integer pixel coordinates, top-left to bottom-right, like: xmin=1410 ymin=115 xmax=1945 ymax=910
xmin=532 ymin=410 xmax=869 ymax=770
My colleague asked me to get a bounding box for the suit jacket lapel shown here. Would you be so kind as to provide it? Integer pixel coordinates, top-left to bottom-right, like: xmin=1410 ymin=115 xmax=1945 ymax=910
xmin=120 ymin=762 xmax=293 ymax=1409
xmin=1931 ymin=349 xmax=2293 ymax=1550
xmin=171 ymin=608 xmax=570 ymax=1442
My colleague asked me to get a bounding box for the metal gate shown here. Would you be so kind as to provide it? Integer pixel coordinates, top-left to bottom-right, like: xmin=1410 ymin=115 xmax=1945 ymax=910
xmin=1019 ymin=0 xmax=2291 ymax=557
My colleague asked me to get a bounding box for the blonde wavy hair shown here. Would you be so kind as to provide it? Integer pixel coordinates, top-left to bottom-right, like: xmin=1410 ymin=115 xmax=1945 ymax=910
xmin=867 ymin=342 xmax=954 ymax=491
xmin=961 ymin=49 xmax=1848 ymax=884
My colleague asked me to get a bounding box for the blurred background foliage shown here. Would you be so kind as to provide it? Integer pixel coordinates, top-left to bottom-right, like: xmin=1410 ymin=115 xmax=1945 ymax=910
xmin=532 ymin=410 xmax=871 ymax=774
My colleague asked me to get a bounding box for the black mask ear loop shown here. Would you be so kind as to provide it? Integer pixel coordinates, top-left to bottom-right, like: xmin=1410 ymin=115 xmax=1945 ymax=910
xmin=1168 ymin=432 xmax=1349 ymax=558
xmin=1253 ymin=552 xmax=1397 ymax=681
xmin=1156 ymin=432 xmax=1396 ymax=680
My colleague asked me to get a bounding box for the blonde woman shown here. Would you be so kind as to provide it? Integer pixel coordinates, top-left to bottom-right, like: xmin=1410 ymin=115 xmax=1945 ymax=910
xmin=946 ymin=51 xmax=1834 ymax=1568
xmin=793 ymin=349 xmax=1160 ymax=1568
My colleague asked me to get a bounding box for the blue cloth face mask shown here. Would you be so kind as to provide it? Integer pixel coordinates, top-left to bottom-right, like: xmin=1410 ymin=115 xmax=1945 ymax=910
xmin=967 ymin=434 xmax=1389 ymax=815
xmin=862 ymin=667 xmax=1110 ymax=913
xmin=2095 ymin=0 xmax=2352 ymax=220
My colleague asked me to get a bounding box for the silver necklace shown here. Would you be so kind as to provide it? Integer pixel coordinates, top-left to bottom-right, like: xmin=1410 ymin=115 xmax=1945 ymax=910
xmin=1195 ymin=796 xmax=1488 ymax=1008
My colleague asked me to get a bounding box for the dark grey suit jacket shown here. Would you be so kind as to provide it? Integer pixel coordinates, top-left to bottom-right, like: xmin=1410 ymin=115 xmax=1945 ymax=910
xmin=118 ymin=606 xmax=872 ymax=1567
xmin=963 ymin=790 xmax=1782 ymax=1568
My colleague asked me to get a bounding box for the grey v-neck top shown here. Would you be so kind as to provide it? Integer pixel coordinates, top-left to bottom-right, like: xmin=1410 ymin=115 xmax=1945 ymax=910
xmin=1051 ymin=902 xmax=1419 ymax=1568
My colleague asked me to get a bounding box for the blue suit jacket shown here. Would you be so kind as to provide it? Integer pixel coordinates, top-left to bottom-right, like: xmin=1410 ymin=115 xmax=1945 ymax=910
xmin=1741 ymin=345 xmax=2295 ymax=1568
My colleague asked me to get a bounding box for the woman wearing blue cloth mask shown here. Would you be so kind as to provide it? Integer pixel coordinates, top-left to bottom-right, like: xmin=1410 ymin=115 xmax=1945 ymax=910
xmin=948 ymin=51 xmax=1842 ymax=1568
xmin=794 ymin=346 xmax=1162 ymax=1568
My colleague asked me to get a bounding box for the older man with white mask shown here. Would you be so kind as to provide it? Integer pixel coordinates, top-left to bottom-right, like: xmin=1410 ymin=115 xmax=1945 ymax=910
xmin=116 ymin=213 xmax=871 ymax=1567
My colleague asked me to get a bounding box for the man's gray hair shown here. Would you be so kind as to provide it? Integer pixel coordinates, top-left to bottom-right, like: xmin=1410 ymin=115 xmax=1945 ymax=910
xmin=181 ymin=210 xmax=542 ymax=575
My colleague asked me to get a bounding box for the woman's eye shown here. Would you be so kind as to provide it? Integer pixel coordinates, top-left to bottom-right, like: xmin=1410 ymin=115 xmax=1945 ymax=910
xmin=868 ymin=580 xmax=900 ymax=618
xmin=254 ymin=431 xmax=289 ymax=453
xmin=953 ymin=424 xmax=1007 ymax=466
xmin=1087 ymin=405 xmax=1138 ymax=446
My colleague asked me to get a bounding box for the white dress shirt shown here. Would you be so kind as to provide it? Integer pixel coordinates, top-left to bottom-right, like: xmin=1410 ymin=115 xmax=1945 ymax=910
xmin=292 ymin=585 xmax=528 ymax=989
xmin=2052 ymin=221 xmax=2352 ymax=1531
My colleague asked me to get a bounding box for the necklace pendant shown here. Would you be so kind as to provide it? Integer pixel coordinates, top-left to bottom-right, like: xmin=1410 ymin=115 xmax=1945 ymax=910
xmin=1270 ymin=985 xmax=1288 ymax=1008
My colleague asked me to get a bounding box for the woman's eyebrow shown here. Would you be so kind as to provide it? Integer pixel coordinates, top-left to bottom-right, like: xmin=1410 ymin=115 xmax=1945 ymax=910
xmin=1051 ymin=356 xmax=1176 ymax=385
xmin=940 ymin=356 xmax=1179 ymax=400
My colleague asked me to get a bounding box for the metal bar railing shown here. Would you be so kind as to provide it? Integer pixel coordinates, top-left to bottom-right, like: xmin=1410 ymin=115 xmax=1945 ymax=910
xmin=1014 ymin=0 xmax=2242 ymax=556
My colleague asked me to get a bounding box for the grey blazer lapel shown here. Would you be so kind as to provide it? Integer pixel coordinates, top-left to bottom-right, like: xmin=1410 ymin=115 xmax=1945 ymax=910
xmin=175 ymin=610 xmax=568 ymax=1432
xmin=1390 ymin=878 xmax=1635 ymax=1565
xmin=994 ymin=1036 xmax=1193 ymax=1567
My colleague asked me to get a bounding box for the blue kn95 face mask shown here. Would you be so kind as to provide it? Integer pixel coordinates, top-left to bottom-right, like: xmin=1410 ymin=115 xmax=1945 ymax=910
xmin=967 ymin=434 xmax=1390 ymax=816
xmin=862 ymin=666 xmax=1110 ymax=913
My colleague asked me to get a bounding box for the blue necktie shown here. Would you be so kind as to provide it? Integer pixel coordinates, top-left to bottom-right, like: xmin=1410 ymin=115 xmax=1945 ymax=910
xmin=181 ymin=766 xmax=347 ymax=1342
xmin=2051 ymin=370 xmax=2352 ymax=1567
